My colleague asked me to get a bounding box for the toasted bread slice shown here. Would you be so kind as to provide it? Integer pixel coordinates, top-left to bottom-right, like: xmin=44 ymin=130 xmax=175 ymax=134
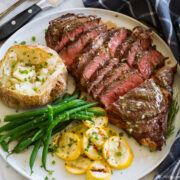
xmin=0 ymin=45 xmax=67 ymax=108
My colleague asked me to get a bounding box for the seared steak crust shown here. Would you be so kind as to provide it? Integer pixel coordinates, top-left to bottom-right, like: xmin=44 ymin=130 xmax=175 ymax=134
xmin=45 ymin=13 xmax=176 ymax=150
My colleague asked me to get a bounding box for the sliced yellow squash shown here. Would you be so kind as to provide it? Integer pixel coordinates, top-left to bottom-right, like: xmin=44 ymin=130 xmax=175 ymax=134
xmin=104 ymin=127 xmax=119 ymax=137
xmin=55 ymin=132 xmax=81 ymax=161
xmin=103 ymin=136 xmax=133 ymax=169
xmin=83 ymin=107 xmax=108 ymax=128
xmin=82 ymin=127 xmax=108 ymax=160
xmin=86 ymin=160 xmax=111 ymax=180
xmin=65 ymin=155 xmax=93 ymax=174
xmin=69 ymin=124 xmax=88 ymax=153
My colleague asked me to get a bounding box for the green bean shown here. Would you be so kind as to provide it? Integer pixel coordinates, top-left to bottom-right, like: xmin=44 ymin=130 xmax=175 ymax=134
xmin=4 ymin=99 xmax=86 ymax=122
xmin=0 ymin=115 xmax=46 ymax=142
xmin=77 ymin=111 xmax=94 ymax=117
xmin=86 ymin=108 xmax=105 ymax=116
xmin=29 ymin=139 xmax=42 ymax=174
xmin=52 ymin=93 xmax=70 ymax=105
xmin=12 ymin=131 xmax=44 ymax=153
xmin=1 ymin=140 xmax=8 ymax=152
xmin=31 ymin=129 xmax=43 ymax=142
xmin=0 ymin=116 xmax=35 ymax=133
xmin=42 ymin=105 xmax=53 ymax=170
xmin=49 ymin=102 xmax=97 ymax=130
xmin=70 ymin=114 xmax=93 ymax=122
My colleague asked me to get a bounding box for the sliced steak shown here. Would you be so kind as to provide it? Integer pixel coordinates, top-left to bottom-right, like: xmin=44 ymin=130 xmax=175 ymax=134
xmin=80 ymin=28 xmax=127 ymax=87
xmin=100 ymin=70 xmax=143 ymax=107
xmin=92 ymin=63 xmax=130 ymax=99
xmin=87 ymin=58 xmax=119 ymax=93
xmin=71 ymin=31 xmax=110 ymax=78
xmin=135 ymin=49 xmax=165 ymax=79
xmin=107 ymin=66 xmax=176 ymax=150
xmin=127 ymin=28 xmax=152 ymax=67
xmin=59 ymin=24 xmax=107 ymax=67
xmin=108 ymin=28 xmax=128 ymax=56
xmin=46 ymin=14 xmax=101 ymax=52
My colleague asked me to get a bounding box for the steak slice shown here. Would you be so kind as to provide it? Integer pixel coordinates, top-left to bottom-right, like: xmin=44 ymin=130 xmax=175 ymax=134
xmin=135 ymin=49 xmax=165 ymax=79
xmin=80 ymin=28 xmax=127 ymax=87
xmin=80 ymin=50 xmax=110 ymax=86
xmin=107 ymin=66 xmax=176 ymax=150
xmin=87 ymin=58 xmax=119 ymax=93
xmin=127 ymin=28 xmax=152 ymax=67
xmin=92 ymin=63 xmax=130 ymax=99
xmin=46 ymin=14 xmax=101 ymax=52
xmin=71 ymin=31 xmax=110 ymax=78
xmin=59 ymin=24 xmax=107 ymax=67
xmin=100 ymin=70 xmax=143 ymax=107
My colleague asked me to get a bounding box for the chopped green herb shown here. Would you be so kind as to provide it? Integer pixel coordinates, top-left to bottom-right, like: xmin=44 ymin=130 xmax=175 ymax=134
xmin=165 ymin=95 xmax=179 ymax=139
xmin=49 ymin=171 xmax=53 ymax=175
xmin=85 ymin=142 xmax=91 ymax=152
xmin=119 ymin=132 xmax=124 ymax=137
xmin=20 ymin=41 xmax=26 ymax=45
xmin=32 ymin=36 xmax=36 ymax=41
xmin=20 ymin=59 xmax=24 ymax=63
xmin=44 ymin=62 xmax=48 ymax=66
xmin=10 ymin=49 xmax=14 ymax=52
xmin=11 ymin=61 xmax=16 ymax=68
xmin=11 ymin=87 xmax=15 ymax=90
xmin=45 ymin=176 xmax=48 ymax=180
xmin=48 ymin=53 xmax=53 ymax=56
xmin=19 ymin=69 xmax=28 ymax=74
xmin=31 ymin=50 xmax=35 ymax=54
xmin=24 ymin=78 xmax=27 ymax=82
xmin=52 ymin=160 xmax=56 ymax=165
xmin=115 ymin=151 xmax=122 ymax=156
xmin=23 ymin=51 xmax=26 ymax=55
xmin=136 ymin=51 xmax=143 ymax=58
xmin=33 ymin=88 xmax=37 ymax=92
xmin=37 ymin=64 xmax=43 ymax=69
xmin=14 ymin=41 xmax=18 ymax=44
xmin=42 ymin=78 xmax=45 ymax=83
xmin=36 ymin=76 xmax=40 ymax=81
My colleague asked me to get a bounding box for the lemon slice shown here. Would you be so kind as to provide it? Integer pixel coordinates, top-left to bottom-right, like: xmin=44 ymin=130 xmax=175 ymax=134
xmin=104 ymin=127 xmax=119 ymax=137
xmin=69 ymin=124 xmax=88 ymax=153
xmin=83 ymin=107 xmax=108 ymax=128
xmin=65 ymin=155 xmax=93 ymax=174
xmin=55 ymin=132 xmax=81 ymax=161
xmin=103 ymin=136 xmax=133 ymax=169
xmin=83 ymin=127 xmax=108 ymax=160
xmin=86 ymin=160 xmax=111 ymax=180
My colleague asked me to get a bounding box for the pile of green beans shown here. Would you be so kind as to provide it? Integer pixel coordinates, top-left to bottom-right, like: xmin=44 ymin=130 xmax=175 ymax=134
xmin=0 ymin=90 xmax=105 ymax=173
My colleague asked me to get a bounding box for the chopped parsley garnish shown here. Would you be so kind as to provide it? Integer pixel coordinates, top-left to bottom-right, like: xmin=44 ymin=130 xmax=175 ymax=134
xmin=24 ymin=78 xmax=27 ymax=82
xmin=10 ymin=49 xmax=14 ymax=52
xmin=115 ymin=151 xmax=122 ymax=156
xmin=20 ymin=59 xmax=24 ymax=63
xmin=44 ymin=176 xmax=48 ymax=180
xmin=23 ymin=51 xmax=26 ymax=55
xmin=119 ymin=132 xmax=124 ymax=137
xmin=32 ymin=36 xmax=36 ymax=41
xmin=44 ymin=62 xmax=48 ymax=66
xmin=33 ymin=88 xmax=37 ymax=92
xmin=48 ymin=53 xmax=53 ymax=56
xmin=31 ymin=50 xmax=35 ymax=54
xmin=14 ymin=41 xmax=18 ymax=43
xmin=20 ymin=41 xmax=26 ymax=45
xmin=52 ymin=160 xmax=56 ymax=165
xmin=11 ymin=61 xmax=16 ymax=68
xmin=136 ymin=51 xmax=143 ymax=58
xmin=19 ymin=69 xmax=28 ymax=74
xmin=85 ymin=142 xmax=91 ymax=152
xmin=37 ymin=64 xmax=43 ymax=69
xmin=42 ymin=78 xmax=45 ymax=83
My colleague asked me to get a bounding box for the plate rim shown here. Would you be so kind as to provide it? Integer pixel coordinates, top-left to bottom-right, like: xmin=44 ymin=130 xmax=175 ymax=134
xmin=0 ymin=7 xmax=177 ymax=180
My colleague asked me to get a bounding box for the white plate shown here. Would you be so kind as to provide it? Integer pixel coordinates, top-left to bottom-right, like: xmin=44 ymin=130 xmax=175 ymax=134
xmin=0 ymin=8 xmax=180 ymax=180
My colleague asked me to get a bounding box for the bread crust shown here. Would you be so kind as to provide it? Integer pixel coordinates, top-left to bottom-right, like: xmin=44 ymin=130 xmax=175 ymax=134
xmin=0 ymin=45 xmax=68 ymax=108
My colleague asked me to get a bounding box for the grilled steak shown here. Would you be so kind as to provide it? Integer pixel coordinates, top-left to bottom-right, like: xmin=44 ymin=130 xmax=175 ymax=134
xmin=45 ymin=13 xmax=176 ymax=150
xmin=107 ymin=66 xmax=176 ymax=150
xmin=59 ymin=25 xmax=107 ymax=67
xmin=46 ymin=14 xmax=100 ymax=52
